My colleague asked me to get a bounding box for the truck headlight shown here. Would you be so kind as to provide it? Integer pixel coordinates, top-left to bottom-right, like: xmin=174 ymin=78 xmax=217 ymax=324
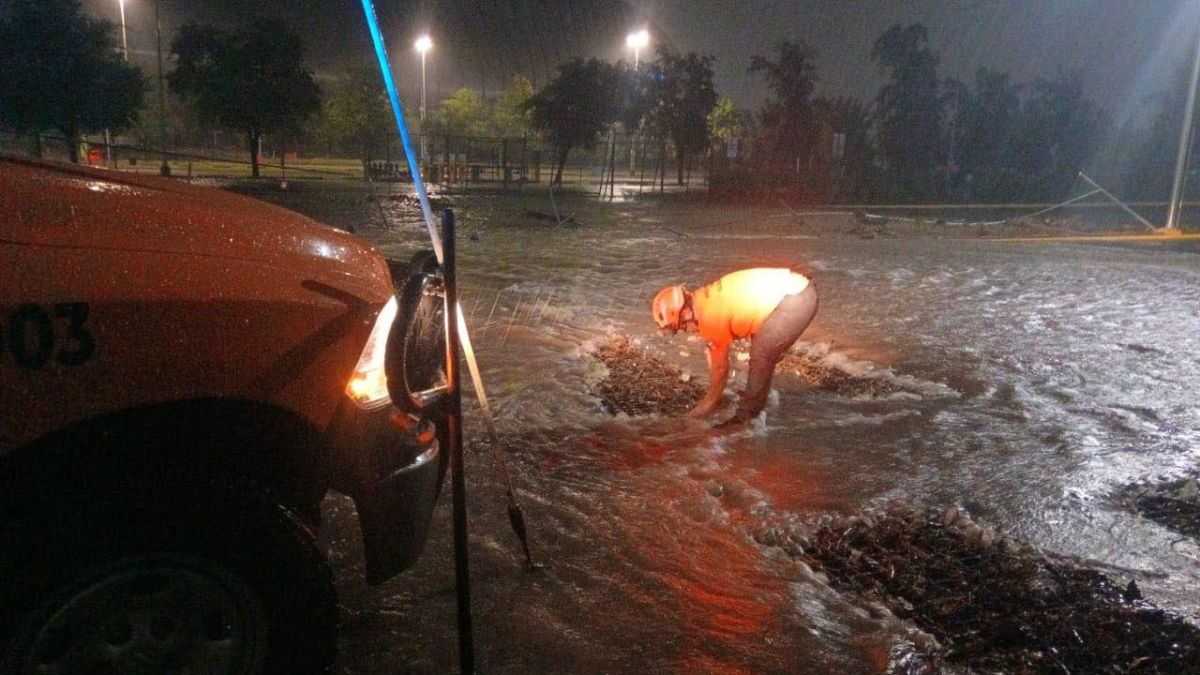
xmin=346 ymin=295 xmax=398 ymax=410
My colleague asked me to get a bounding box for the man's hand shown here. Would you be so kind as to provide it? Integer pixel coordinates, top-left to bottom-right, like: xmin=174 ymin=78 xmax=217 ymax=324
xmin=691 ymin=341 xmax=732 ymax=419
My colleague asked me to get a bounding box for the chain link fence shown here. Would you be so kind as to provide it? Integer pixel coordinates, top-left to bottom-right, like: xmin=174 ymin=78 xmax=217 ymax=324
xmin=1 ymin=128 xmax=709 ymax=196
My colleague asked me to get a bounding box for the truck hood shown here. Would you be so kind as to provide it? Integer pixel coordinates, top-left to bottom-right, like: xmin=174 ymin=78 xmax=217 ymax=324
xmin=0 ymin=156 xmax=391 ymax=291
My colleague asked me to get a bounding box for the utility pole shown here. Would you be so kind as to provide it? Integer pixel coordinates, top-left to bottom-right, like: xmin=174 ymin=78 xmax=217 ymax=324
xmin=105 ymin=0 xmax=130 ymax=169
xmin=118 ymin=0 xmax=128 ymax=57
xmin=1165 ymin=28 xmax=1200 ymax=233
xmin=156 ymin=0 xmax=171 ymax=176
xmin=416 ymin=35 xmax=432 ymax=166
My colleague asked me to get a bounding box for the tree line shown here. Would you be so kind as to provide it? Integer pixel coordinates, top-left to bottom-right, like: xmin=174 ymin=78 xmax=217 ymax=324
xmin=0 ymin=0 xmax=1190 ymax=203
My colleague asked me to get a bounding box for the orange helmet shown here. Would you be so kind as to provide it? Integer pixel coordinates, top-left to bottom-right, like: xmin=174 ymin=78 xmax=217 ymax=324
xmin=652 ymin=285 xmax=687 ymax=331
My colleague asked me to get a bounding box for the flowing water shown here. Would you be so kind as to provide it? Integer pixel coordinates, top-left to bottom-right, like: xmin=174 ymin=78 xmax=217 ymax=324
xmin=248 ymin=183 xmax=1200 ymax=673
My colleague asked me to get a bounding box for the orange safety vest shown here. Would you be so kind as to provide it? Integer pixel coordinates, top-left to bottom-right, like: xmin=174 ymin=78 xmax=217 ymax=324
xmin=692 ymin=268 xmax=810 ymax=347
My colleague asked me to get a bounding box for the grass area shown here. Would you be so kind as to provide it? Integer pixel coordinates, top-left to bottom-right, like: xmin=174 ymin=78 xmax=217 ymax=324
xmin=110 ymin=156 xmax=365 ymax=179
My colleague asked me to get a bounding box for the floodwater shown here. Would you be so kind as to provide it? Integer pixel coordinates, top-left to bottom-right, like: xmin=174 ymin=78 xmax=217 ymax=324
xmin=248 ymin=183 xmax=1200 ymax=673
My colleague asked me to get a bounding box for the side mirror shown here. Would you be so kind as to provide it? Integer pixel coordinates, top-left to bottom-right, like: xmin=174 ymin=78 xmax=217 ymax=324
xmin=385 ymin=250 xmax=447 ymax=414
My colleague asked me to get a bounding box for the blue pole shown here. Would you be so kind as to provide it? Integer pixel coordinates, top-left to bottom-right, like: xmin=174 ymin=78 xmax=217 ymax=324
xmin=358 ymin=0 xmax=442 ymax=261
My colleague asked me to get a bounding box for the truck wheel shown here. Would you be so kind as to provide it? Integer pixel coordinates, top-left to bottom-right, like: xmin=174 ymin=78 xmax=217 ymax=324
xmin=4 ymin=480 xmax=337 ymax=675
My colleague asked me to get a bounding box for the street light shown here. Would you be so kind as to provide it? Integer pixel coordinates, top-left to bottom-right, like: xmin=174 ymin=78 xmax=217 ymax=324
xmin=118 ymin=0 xmax=129 ymax=61
xmin=415 ymin=35 xmax=432 ymax=164
xmin=1166 ymin=29 xmax=1200 ymax=233
xmin=154 ymin=0 xmax=169 ymax=176
xmin=625 ymin=29 xmax=650 ymax=175
xmin=626 ymin=29 xmax=649 ymax=69
xmin=106 ymin=0 xmax=130 ymax=168
xmin=105 ymin=1 xmax=166 ymax=175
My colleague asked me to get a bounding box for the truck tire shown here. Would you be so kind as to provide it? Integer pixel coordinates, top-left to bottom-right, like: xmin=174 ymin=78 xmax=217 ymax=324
xmin=3 ymin=478 xmax=338 ymax=675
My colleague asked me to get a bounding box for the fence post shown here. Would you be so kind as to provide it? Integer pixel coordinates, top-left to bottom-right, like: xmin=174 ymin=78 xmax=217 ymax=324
xmin=607 ymin=129 xmax=617 ymax=201
xmin=596 ymin=130 xmax=609 ymax=199
xmin=706 ymin=149 xmax=712 ymax=194
xmin=502 ymin=138 xmax=509 ymax=190
xmin=443 ymin=136 xmax=450 ymax=187
xmin=637 ymin=135 xmax=647 ymax=195
xmin=658 ymin=140 xmax=666 ymax=194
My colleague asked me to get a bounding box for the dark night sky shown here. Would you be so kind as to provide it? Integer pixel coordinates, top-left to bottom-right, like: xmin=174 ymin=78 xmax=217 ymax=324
xmin=83 ymin=0 xmax=1199 ymax=124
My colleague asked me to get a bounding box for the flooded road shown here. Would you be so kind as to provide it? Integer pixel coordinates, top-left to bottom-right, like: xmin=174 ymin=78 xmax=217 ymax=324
xmin=248 ymin=183 xmax=1200 ymax=673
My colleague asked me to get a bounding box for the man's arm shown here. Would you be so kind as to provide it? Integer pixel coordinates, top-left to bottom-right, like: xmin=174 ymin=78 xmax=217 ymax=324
xmin=690 ymin=341 xmax=730 ymax=418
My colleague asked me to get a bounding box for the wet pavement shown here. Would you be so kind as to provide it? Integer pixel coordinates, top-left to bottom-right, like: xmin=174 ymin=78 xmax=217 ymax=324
xmin=240 ymin=181 xmax=1200 ymax=673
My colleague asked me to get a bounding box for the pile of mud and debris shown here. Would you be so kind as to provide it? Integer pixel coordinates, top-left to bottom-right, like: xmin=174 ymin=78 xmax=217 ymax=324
xmin=589 ymin=337 xmax=901 ymax=417
xmin=776 ymin=350 xmax=901 ymax=398
xmin=802 ymin=507 xmax=1200 ymax=673
xmin=1118 ymin=474 xmax=1200 ymax=538
xmin=590 ymin=337 xmax=704 ymax=416
xmin=570 ymin=338 xmax=1200 ymax=671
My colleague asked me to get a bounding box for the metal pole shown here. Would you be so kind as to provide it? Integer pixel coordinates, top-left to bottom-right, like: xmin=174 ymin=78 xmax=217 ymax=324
xmin=420 ymin=51 xmax=427 ymax=164
xmin=155 ymin=0 xmax=170 ymax=176
xmin=1078 ymin=172 xmax=1157 ymax=232
xmin=119 ymin=0 xmax=128 ymax=60
xmin=108 ymin=0 xmax=129 ymax=169
xmin=442 ymin=209 xmax=475 ymax=675
xmin=1165 ymin=28 xmax=1200 ymax=232
xmin=629 ymin=49 xmax=638 ymax=175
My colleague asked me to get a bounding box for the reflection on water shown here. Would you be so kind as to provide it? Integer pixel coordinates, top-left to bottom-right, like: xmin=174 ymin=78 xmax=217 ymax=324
xmin=265 ymin=185 xmax=1200 ymax=673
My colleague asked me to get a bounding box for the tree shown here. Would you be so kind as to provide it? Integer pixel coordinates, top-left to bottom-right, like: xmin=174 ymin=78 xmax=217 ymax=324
xmin=129 ymin=77 xmax=208 ymax=152
xmin=425 ymin=88 xmax=487 ymax=137
xmin=1012 ymin=71 xmax=1106 ymax=200
xmin=952 ymin=68 xmax=1024 ymax=200
xmin=487 ymin=76 xmax=535 ymax=138
xmin=749 ymin=39 xmax=819 ymax=167
xmin=530 ymin=58 xmax=622 ymax=185
xmin=616 ymin=63 xmax=651 ymax=135
xmin=168 ymin=19 xmax=320 ymax=178
xmin=708 ymin=97 xmax=752 ymax=148
xmin=872 ymin=23 xmax=946 ymax=201
xmin=645 ymin=47 xmax=719 ymax=185
xmin=814 ymin=95 xmax=876 ymax=199
xmin=0 ymin=0 xmax=144 ymax=162
xmin=320 ymin=64 xmax=392 ymax=169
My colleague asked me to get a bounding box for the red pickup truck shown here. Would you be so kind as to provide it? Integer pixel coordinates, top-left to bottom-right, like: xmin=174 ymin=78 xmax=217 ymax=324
xmin=0 ymin=155 xmax=447 ymax=674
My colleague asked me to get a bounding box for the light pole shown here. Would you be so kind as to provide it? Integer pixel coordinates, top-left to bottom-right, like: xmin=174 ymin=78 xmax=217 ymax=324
xmin=105 ymin=0 xmax=130 ymax=168
xmin=625 ymin=29 xmax=649 ymax=175
xmin=1166 ymin=29 xmax=1200 ymax=233
xmin=118 ymin=0 xmax=128 ymax=60
xmin=155 ymin=0 xmax=170 ymax=176
xmin=626 ymin=28 xmax=648 ymax=69
xmin=415 ymin=35 xmax=432 ymax=165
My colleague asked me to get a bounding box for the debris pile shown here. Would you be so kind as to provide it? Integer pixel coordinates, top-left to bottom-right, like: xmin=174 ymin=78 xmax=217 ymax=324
xmin=777 ymin=351 xmax=901 ymax=398
xmin=591 ymin=337 xmax=703 ymax=416
xmin=807 ymin=507 xmax=1200 ymax=673
xmin=1120 ymin=474 xmax=1200 ymax=538
xmin=591 ymin=337 xmax=903 ymax=416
